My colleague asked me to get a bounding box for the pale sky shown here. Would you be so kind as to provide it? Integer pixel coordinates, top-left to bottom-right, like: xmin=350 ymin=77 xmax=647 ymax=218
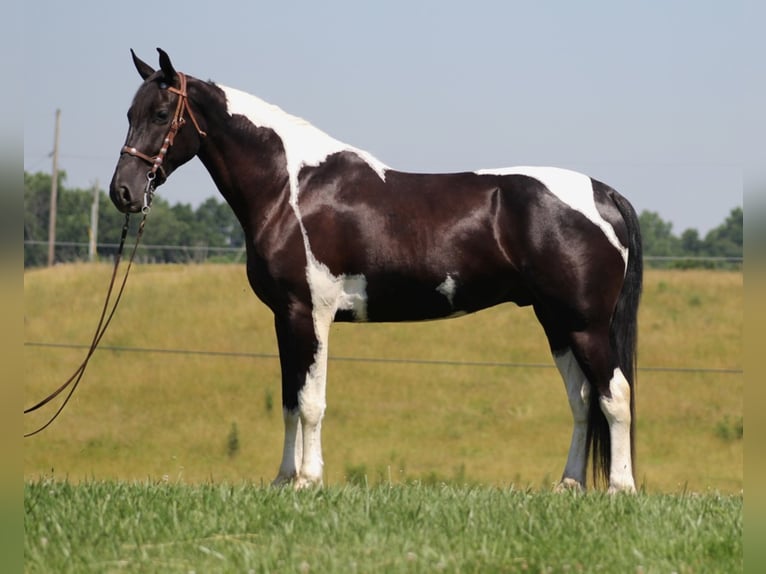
xmin=24 ymin=1 xmax=747 ymax=235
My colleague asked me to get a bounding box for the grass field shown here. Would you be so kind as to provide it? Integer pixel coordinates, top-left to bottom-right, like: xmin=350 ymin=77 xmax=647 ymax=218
xmin=24 ymin=264 xmax=742 ymax=492
xmin=24 ymin=480 xmax=742 ymax=573
xmin=23 ymin=264 xmax=743 ymax=571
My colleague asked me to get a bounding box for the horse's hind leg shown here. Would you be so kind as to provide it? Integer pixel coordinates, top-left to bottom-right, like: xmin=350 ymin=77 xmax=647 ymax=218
xmin=568 ymin=327 xmax=635 ymax=493
xmin=601 ymin=369 xmax=634 ymax=493
xmin=540 ymin=310 xmax=634 ymax=493
xmin=534 ymin=304 xmax=590 ymax=491
xmin=552 ymin=347 xmax=590 ymax=491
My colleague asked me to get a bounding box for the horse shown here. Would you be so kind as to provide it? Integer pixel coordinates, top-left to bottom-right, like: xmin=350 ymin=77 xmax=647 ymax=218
xmin=109 ymin=48 xmax=642 ymax=492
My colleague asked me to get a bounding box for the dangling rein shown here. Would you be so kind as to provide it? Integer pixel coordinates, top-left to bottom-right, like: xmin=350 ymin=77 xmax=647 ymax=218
xmin=23 ymin=210 xmax=149 ymax=437
xmin=24 ymin=72 xmax=205 ymax=437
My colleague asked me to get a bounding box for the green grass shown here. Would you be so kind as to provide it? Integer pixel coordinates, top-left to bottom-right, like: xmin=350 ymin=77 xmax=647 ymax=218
xmin=24 ymin=264 xmax=742 ymax=492
xmin=24 ymin=480 xmax=741 ymax=573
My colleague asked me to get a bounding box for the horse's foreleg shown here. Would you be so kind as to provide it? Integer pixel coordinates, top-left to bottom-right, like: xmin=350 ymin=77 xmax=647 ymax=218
xmin=553 ymin=348 xmax=590 ymax=491
xmin=294 ymin=309 xmax=332 ymax=489
xmin=294 ymin=357 xmax=327 ymax=488
xmin=272 ymin=307 xmax=329 ymax=489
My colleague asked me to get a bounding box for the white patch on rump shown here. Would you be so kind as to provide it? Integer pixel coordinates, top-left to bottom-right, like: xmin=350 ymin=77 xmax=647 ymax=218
xmin=476 ymin=166 xmax=628 ymax=267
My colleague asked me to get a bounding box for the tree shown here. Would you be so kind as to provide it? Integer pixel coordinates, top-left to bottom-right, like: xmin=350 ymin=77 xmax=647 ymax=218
xmin=679 ymin=228 xmax=703 ymax=256
xmin=135 ymin=197 xmax=193 ymax=263
xmin=55 ymin=186 xmax=93 ymax=262
xmin=194 ymin=197 xmax=245 ymax=251
xmin=638 ymin=210 xmax=680 ymax=257
xmin=24 ymin=171 xmax=63 ymax=267
xmin=703 ymin=207 xmax=743 ymax=258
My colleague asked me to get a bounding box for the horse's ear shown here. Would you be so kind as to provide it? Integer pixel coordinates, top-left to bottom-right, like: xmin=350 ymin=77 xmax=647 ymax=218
xmin=131 ymin=49 xmax=155 ymax=80
xmin=157 ymin=48 xmax=178 ymax=84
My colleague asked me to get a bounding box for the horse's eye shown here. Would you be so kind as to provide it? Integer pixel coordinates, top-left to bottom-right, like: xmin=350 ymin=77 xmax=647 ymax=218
xmin=155 ymin=109 xmax=170 ymax=123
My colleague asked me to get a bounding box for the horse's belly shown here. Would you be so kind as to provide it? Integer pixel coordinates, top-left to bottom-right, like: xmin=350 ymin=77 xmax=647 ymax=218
xmin=332 ymin=273 xmax=527 ymax=323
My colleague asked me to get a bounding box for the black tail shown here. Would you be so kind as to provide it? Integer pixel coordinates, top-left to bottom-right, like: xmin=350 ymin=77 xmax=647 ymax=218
xmin=589 ymin=189 xmax=643 ymax=487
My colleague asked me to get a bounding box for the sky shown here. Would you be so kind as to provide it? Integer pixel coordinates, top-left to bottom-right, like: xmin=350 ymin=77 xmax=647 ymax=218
xmin=24 ymin=1 xmax=748 ymax=236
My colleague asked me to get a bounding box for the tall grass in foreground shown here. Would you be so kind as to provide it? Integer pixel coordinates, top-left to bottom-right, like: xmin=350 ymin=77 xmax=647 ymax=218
xmin=25 ymin=480 xmax=741 ymax=573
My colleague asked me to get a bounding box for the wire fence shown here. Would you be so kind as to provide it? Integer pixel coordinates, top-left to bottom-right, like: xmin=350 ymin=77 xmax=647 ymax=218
xmin=24 ymin=341 xmax=743 ymax=376
xmin=23 ymin=240 xmax=744 ymax=269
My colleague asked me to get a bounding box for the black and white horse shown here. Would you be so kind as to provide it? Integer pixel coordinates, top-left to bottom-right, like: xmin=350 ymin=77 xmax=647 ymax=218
xmin=110 ymin=49 xmax=642 ymax=492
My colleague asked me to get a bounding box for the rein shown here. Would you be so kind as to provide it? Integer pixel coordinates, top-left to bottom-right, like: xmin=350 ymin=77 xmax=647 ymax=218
xmin=24 ymin=212 xmax=148 ymax=437
xmin=24 ymin=71 xmax=204 ymax=437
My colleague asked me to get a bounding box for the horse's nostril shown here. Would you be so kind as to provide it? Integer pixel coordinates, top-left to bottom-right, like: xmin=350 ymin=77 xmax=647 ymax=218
xmin=120 ymin=186 xmax=131 ymax=205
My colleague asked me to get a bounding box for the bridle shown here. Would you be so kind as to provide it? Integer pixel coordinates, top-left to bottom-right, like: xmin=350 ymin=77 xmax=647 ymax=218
xmin=24 ymin=71 xmax=206 ymax=437
xmin=120 ymin=71 xmax=207 ymax=212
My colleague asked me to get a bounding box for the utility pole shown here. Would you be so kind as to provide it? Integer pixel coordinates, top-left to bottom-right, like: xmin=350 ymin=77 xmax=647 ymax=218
xmin=47 ymin=109 xmax=61 ymax=267
xmin=89 ymin=180 xmax=100 ymax=262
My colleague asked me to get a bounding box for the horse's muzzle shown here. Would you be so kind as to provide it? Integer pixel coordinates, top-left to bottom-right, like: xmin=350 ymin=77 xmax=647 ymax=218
xmin=109 ymin=177 xmax=143 ymax=214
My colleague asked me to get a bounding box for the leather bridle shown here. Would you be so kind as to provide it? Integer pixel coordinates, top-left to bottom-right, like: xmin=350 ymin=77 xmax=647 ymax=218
xmin=120 ymin=71 xmax=207 ymax=211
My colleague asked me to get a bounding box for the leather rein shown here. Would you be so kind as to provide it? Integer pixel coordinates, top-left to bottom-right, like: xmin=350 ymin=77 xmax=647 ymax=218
xmin=24 ymin=72 xmax=205 ymax=437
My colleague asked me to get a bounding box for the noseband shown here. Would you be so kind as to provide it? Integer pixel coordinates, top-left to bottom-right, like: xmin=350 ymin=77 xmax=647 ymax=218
xmin=120 ymin=71 xmax=207 ymax=211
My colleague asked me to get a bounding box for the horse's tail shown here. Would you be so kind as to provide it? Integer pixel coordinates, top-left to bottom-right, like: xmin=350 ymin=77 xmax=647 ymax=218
xmin=590 ymin=189 xmax=643 ymax=487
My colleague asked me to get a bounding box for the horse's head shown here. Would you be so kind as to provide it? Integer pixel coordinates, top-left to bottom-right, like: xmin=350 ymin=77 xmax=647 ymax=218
xmin=109 ymin=48 xmax=206 ymax=213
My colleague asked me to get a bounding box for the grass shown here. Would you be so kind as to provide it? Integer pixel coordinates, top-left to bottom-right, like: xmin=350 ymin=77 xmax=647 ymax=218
xmin=24 ymin=480 xmax=742 ymax=573
xmin=24 ymin=264 xmax=742 ymax=492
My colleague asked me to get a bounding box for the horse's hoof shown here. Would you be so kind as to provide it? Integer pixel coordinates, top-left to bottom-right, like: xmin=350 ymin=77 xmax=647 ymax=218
xmin=294 ymin=475 xmax=323 ymax=490
xmin=271 ymin=473 xmax=297 ymax=487
xmin=555 ymin=478 xmax=585 ymax=493
xmin=607 ymin=483 xmax=637 ymax=495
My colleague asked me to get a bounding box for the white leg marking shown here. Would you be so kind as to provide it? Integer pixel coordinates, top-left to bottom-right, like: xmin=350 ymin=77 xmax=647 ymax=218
xmin=554 ymin=349 xmax=590 ymax=490
xmin=272 ymin=409 xmax=302 ymax=486
xmin=599 ymin=368 xmax=636 ymax=493
xmin=476 ymin=166 xmax=628 ymax=267
xmin=294 ymin=300 xmax=333 ymax=489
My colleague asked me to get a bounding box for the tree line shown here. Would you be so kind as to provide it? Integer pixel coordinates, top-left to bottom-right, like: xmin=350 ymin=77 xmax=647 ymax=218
xmin=24 ymin=170 xmax=742 ymax=269
xmin=24 ymin=171 xmax=245 ymax=267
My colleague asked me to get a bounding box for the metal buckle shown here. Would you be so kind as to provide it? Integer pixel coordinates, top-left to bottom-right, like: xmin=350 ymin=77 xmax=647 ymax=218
xmin=143 ymin=172 xmax=156 ymax=214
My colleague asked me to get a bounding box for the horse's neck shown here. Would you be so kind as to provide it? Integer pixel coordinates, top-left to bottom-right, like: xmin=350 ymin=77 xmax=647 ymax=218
xmin=192 ymin=85 xmax=288 ymax=219
xmin=213 ymin=84 xmax=388 ymax=194
xmin=194 ymin=81 xmax=388 ymax=233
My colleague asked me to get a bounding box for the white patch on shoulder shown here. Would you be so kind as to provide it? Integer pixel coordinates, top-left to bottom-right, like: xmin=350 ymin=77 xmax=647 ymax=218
xmin=436 ymin=274 xmax=457 ymax=308
xmin=306 ymin=256 xmax=368 ymax=323
xmin=220 ymin=84 xmax=388 ymax=201
xmin=220 ymin=84 xmax=379 ymax=326
xmin=476 ymin=166 xmax=628 ymax=266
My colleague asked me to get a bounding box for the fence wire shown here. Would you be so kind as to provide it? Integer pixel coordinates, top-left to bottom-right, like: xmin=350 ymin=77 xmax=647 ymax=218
xmin=24 ymin=341 xmax=743 ymax=375
xmin=24 ymin=240 xmax=743 ymax=267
